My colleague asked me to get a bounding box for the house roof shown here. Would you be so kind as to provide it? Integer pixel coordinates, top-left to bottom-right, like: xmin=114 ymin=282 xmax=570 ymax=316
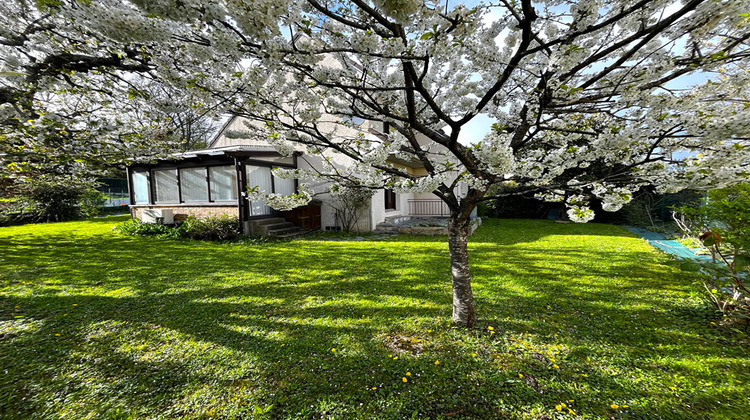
xmin=206 ymin=115 xmax=238 ymax=148
xmin=174 ymin=145 xmax=284 ymax=158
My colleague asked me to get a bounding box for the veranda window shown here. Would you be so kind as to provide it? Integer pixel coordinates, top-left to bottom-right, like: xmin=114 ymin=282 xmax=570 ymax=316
xmin=180 ymin=167 xmax=208 ymax=202
xmin=154 ymin=169 xmax=178 ymax=203
xmin=132 ymin=171 xmax=149 ymax=204
xmin=209 ymin=166 xmax=237 ymax=201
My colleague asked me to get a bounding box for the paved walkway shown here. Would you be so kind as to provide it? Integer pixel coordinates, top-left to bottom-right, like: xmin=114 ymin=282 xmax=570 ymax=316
xmin=624 ymin=226 xmax=713 ymax=261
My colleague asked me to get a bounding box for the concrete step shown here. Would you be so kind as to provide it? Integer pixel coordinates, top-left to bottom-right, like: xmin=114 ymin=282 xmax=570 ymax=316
xmin=273 ymin=229 xmax=305 ymax=239
xmin=268 ymin=225 xmax=300 ymax=236
xmin=254 ymin=217 xmax=286 ymax=226
xmin=374 ymin=224 xmax=399 ymax=233
xmin=259 ymin=222 xmax=295 ymax=236
xmin=244 ymin=217 xmax=292 ymax=236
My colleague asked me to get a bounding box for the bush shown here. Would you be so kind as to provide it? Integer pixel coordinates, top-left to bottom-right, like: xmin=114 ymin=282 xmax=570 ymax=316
xmin=178 ymin=216 xmax=242 ymax=241
xmin=0 ymin=176 xmax=105 ymax=224
xmin=115 ymin=215 xmax=242 ymax=242
xmin=115 ymin=219 xmax=177 ymax=237
xmin=80 ymin=190 xmax=108 ymax=217
xmin=672 ymin=183 xmax=750 ymax=326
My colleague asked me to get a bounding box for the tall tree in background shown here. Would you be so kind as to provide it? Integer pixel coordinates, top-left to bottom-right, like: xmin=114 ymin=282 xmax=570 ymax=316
xmin=1 ymin=0 xmax=750 ymax=326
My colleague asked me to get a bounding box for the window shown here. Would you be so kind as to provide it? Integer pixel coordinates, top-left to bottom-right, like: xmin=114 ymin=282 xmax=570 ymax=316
xmin=385 ymin=189 xmax=397 ymax=210
xmin=209 ymin=166 xmax=237 ymax=201
xmin=273 ymin=174 xmax=295 ymax=196
xmin=180 ymin=167 xmax=208 ymax=202
xmin=132 ymin=171 xmax=149 ymax=204
xmin=154 ymin=169 xmax=178 ymax=203
xmin=246 ymin=165 xmax=273 ymax=216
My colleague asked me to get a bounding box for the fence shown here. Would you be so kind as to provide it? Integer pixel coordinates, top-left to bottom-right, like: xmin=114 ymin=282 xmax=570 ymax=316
xmin=101 ymin=188 xmax=130 ymax=207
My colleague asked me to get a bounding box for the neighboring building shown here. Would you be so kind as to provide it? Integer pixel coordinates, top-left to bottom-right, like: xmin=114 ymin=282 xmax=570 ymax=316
xmin=127 ymin=116 xmax=471 ymax=234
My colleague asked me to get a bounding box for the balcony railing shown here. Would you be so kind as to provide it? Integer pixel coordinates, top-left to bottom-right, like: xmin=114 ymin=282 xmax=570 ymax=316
xmin=408 ymin=199 xmax=450 ymax=216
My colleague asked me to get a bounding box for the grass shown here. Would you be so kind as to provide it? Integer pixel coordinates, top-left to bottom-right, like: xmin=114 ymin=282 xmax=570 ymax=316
xmin=0 ymin=216 xmax=748 ymax=419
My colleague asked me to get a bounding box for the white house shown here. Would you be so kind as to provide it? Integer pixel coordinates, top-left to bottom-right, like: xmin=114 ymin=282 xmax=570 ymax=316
xmin=126 ymin=115 xmax=474 ymax=236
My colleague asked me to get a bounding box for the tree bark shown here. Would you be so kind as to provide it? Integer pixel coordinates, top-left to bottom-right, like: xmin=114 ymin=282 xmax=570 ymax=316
xmin=448 ymin=213 xmax=477 ymax=327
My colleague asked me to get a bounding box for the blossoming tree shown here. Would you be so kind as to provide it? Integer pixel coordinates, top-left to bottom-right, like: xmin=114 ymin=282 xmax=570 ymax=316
xmin=2 ymin=0 xmax=750 ymax=326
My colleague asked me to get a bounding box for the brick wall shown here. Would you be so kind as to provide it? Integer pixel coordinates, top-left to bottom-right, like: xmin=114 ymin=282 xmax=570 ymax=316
xmin=131 ymin=206 xmax=239 ymax=222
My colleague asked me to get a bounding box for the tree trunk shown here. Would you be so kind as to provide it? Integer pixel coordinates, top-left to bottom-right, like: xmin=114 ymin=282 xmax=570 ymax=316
xmin=448 ymin=214 xmax=477 ymax=327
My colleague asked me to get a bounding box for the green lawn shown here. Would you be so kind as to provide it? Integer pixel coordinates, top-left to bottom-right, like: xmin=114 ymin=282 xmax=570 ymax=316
xmin=1 ymin=216 xmax=747 ymax=419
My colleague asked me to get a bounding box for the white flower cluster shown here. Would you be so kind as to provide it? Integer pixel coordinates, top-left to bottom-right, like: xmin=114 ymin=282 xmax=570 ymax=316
xmin=247 ymin=183 xmax=312 ymax=211
xmin=473 ymin=130 xmax=515 ymax=176
xmin=566 ymin=195 xmax=594 ymax=223
xmin=591 ymin=184 xmax=634 ymax=213
xmin=534 ymin=190 xmax=565 ymax=203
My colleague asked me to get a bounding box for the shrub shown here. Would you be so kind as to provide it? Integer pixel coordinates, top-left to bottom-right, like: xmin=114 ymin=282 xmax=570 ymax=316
xmin=114 ymin=219 xmax=177 ymax=237
xmin=80 ymin=190 xmax=108 ymax=217
xmin=0 ymin=176 xmax=105 ymax=224
xmin=672 ymin=184 xmax=750 ymax=326
xmin=115 ymin=215 xmax=242 ymax=242
xmin=329 ymin=186 xmax=373 ymax=233
xmin=178 ymin=216 xmax=242 ymax=241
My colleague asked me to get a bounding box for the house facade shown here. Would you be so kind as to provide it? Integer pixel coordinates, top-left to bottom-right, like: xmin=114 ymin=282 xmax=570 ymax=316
xmin=127 ymin=116 xmax=469 ymax=233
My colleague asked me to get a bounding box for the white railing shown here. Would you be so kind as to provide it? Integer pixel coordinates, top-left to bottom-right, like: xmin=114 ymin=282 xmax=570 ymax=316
xmin=407 ymin=199 xmax=450 ymax=216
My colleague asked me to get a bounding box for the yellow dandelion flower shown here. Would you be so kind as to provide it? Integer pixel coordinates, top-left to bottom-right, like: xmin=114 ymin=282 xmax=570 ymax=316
xmin=73 ymin=304 xmax=78 ymax=306
xmin=427 ymin=329 xmax=432 ymax=333
xmin=581 ymin=374 xmax=588 ymax=377
xmin=568 ymin=409 xmax=576 ymax=415
xmin=406 ymin=372 xmax=411 ymax=376
xmin=371 ymin=387 xmax=377 ymax=390
xmin=518 ymin=373 xmax=524 ymax=378
xmin=710 ymin=322 xmax=716 ymax=325
xmin=488 ymin=326 xmax=494 ymax=331
xmin=553 ymin=364 xmax=559 ymax=369
xmin=402 ymin=377 xmax=407 ymax=382
xmin=435 ymin=360 xmax=440 ymax=365
xmin=471 ymin=353 xmax=477 ymax=357
xmin=561 ymin=403 xmax=567 ymax=408
xmin=590 ymin=313 xmax=593 ymax=316
xmin=669 ymin=386 xmax=676 ymax=391
xmin=280 ymin=344 xmax=285 ymax=347
xmin=611 ymin=404 xmax=619 ymax=409
xmin=331 ymin=348 xmax=336 ymax=352
xmin=568 ymin=400 xmax=574 ymax=403
xmin=204 ymin=295 xmax=207 ymax=297
xmin=54 ymin=334 xmax=60 ymax=336
xmin=393 ymin=357 xmax=398 ymax=360
xmin=622 ymin=405 xmax=629 ymax=408
xmin=555 ymin=405 xmax=562 ymax=411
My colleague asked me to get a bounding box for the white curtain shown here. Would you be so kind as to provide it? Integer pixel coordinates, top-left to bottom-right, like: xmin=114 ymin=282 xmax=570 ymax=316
xmin=273 ymin=175 xmax=295 ymax=196
xmin=246 ymin=166 xmax=273 ymax=216
xmin=210 ymin=166 xmax=237 ymax=201
xmin=154 ymin=170 xmax=178 ymax=203
xmin=181 ymin=167 xmax=208 ymax=202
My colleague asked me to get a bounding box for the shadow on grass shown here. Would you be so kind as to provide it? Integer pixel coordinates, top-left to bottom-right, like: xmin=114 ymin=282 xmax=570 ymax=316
xmin=0 ymin=217 xmax=747 ymax=419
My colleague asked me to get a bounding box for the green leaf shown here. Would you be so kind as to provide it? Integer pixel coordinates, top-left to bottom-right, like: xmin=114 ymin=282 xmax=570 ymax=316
xmin=734 ymin=254 xmax=750 ymax=271
xmin=679 ymin=261 xmax=701 ymax=272
xmin=420 ymin=32 xmax=434 ymax=40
